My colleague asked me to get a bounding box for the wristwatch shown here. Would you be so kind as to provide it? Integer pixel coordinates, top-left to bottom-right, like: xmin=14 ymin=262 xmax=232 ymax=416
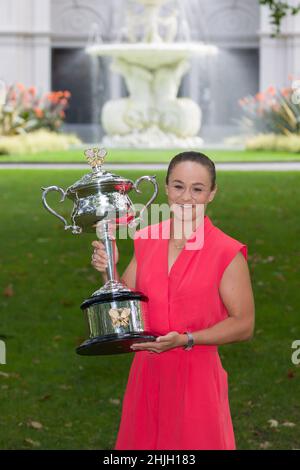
xmin=183 ymin=331 xmax=194 ymax=350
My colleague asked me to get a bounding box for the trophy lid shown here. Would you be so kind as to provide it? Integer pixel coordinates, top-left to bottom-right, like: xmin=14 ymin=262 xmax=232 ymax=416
xmin=67 ymin=147 xmax=134 ymax=194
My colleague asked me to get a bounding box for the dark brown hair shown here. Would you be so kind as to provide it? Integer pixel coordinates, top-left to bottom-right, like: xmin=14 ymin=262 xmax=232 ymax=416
xmin=165 ymin=151 xmax=216 ymax=190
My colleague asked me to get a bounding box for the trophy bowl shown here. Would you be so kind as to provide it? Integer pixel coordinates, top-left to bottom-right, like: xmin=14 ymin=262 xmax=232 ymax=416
xmin=41 ymin=147 xmax=159 ymax=355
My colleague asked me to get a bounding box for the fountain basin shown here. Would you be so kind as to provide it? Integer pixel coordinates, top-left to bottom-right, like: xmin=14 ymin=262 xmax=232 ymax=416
xmin=86 ymin=42 xmax=218 ymax=70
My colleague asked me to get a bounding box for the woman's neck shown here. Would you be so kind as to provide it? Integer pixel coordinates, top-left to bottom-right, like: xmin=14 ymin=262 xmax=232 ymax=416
xmin=170 ymin=215 xmax=205 ymax=241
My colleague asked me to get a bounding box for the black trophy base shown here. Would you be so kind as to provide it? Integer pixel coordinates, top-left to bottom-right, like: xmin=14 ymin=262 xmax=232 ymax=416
xmin=76 ymin=331 xmax=157 ymax=356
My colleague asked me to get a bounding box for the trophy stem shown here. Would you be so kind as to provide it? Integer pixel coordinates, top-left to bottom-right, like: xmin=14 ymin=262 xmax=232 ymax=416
xmin=93 ymin=220 xmax=129 ymax=296
xmin=97 ymin=221 xmax=117 ymax=282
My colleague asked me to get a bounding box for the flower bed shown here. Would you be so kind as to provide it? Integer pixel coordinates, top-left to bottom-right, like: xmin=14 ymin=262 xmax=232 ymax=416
xmin=0 ymin=83 xmax=71 ymax=136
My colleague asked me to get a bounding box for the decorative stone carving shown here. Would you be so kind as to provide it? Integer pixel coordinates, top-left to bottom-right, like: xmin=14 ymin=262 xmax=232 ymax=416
xmin=101 ymin=57 xmax=201 ymax=140
xmin=126 ymin=0 xmax=179 ymax=43
xmin=51 ymin=0 xmax=109 ymax=37
xmin=182 ymin=0 xmax=259 ymax=42
xmin=201 ymin=0 xmax=259 ymax=38
xmin=86 ymin=0 xmax=219 ymax=147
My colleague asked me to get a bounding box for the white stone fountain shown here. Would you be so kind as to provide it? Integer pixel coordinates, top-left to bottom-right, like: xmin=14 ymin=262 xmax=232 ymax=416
xmin=86 ymin=0 xmax=218 ymax=148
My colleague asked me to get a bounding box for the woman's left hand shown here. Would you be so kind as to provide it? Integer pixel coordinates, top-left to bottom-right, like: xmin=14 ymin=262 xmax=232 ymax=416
xmin=130 ymin=331 xmax=184 ymax=353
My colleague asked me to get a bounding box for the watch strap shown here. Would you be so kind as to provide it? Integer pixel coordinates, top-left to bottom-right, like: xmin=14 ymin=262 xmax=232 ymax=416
xmin=183 ymin=331 xmax=194 ymax=350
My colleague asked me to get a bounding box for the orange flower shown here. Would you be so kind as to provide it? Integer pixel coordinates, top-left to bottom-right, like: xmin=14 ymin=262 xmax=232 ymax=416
xmin=281 ymin=87 xmax=291 ymax=97
xmin=46 ymin=92 xmax=59 ymax=104
xmin=63 ymin=90 xmax=71 ymax=98
xmin=266 ymin=85 xmax=276 ymax=96
xmin=28 ymin=86 xmax=37 ymax=96
xmin=34 ymin=108 xmax=44 ymax=118
xmin=60 ymin=98 xmax=68 ymax=107
xmin=255 ymin=92 xmax=265 ymax=102
xmin=16 ymin=82 xmax=25 ymax=91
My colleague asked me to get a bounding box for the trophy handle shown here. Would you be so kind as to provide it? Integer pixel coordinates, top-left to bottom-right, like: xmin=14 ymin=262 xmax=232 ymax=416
xmin=128 ymin=175 xmax=158 ymax=229
xmin=41 ymin=186 xmax=82 ymax=234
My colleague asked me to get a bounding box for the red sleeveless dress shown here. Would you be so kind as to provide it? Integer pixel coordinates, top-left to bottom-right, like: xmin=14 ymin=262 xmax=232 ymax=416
xmin=114 ymin=215 xmax=247 ymax=450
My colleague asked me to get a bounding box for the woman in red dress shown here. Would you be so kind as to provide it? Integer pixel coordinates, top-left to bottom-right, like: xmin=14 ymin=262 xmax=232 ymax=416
xmin=91 ymin=151 xmax=255 ymax=450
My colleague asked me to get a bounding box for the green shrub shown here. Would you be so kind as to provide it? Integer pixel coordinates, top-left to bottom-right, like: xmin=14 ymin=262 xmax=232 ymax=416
xmin=0 ymin=129 xmax=82 ymax=155
xmin=245 ymin=133 xmax=300 ymax=152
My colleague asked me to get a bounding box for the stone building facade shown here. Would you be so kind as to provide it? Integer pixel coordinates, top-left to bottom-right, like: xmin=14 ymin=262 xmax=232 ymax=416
xmin=0 ymin=0 xmax=299 ymax=142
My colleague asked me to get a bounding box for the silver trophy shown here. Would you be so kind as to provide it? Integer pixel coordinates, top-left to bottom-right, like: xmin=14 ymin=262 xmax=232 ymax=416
xmin=41 ymin=147 xmax=159 ymax=355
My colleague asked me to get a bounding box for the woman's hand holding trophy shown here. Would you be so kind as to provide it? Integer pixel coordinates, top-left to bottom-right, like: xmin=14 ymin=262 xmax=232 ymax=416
xmin=91 ymin=239 xmax=119 ymax=273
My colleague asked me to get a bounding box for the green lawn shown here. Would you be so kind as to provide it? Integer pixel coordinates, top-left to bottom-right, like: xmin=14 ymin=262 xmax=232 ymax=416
xmin=0 ymin=148 xmax=300 ymax=164
xmin=0 ymin=169 xmax=299 ymax=449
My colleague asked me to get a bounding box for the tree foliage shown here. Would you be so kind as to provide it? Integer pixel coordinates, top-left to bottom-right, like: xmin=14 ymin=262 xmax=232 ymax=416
xmin=259 ymin=0 xmax=300 ymax=35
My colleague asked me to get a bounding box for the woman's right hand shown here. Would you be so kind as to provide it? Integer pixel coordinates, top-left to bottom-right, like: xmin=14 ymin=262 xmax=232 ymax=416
xmin=91 ymin=239 xmax=119 ymax=273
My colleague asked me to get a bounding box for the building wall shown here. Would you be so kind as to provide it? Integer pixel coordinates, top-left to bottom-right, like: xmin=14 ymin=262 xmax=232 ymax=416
xmin=0 ymin=0 xmax=51 ymax=91
xmin=259 ymin=1 xmax=300 ymax=90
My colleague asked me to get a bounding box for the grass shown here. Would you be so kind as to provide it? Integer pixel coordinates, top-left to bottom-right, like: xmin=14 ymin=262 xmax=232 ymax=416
xmin=0 ymin=169 xmax=299 ymax=450
xmin=0 ymin=148 xmax=300 ymax=164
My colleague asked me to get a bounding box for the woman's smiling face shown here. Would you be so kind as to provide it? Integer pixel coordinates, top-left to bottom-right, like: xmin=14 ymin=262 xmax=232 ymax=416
xmin=165 ymin=161 xmax=217 ymax=222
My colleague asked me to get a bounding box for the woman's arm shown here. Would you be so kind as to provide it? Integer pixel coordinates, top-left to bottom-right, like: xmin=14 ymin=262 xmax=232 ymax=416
xmin=179 ymin=251 xmax=255 ymax=347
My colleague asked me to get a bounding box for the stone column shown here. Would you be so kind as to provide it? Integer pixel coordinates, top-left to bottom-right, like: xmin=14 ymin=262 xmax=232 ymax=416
xmin=259 ymin=0 xmax=300 ymax=90
xmin=0 ymin=0 xmax=51 ymax=92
